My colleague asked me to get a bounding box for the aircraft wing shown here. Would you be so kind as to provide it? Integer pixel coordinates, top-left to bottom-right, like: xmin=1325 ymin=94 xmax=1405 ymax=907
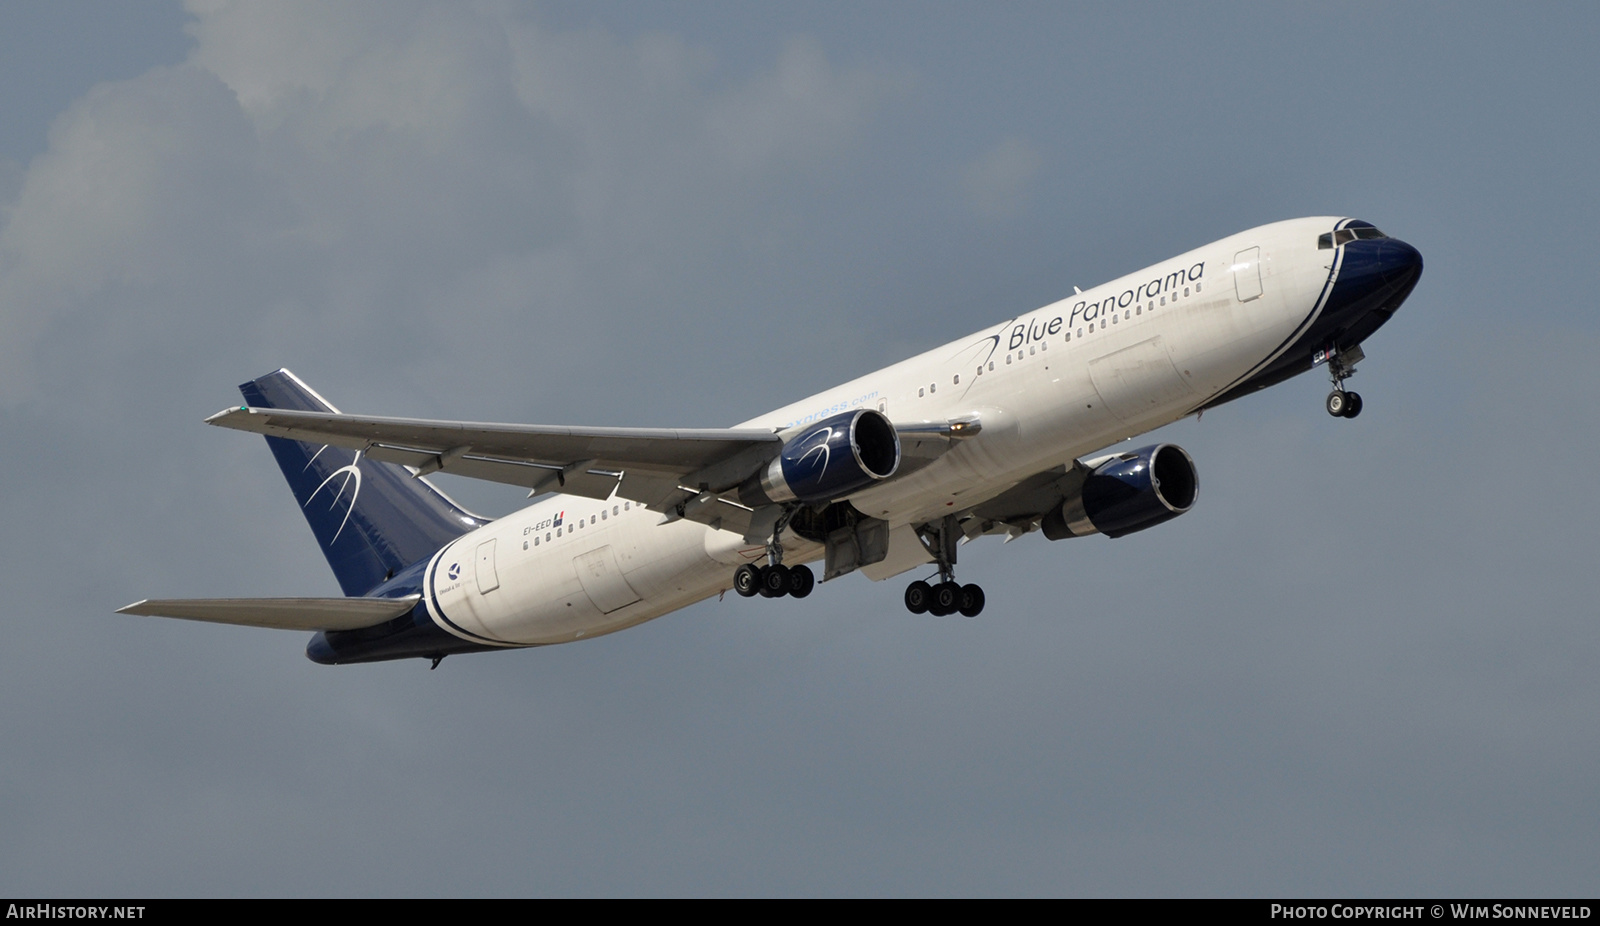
xmin=207 ymin=404 xmax=785 ymax=521
xmin=208 ymin=404 xmax=981 ymax=539
xmin=117 ymin=595 xmax=421 ymax=631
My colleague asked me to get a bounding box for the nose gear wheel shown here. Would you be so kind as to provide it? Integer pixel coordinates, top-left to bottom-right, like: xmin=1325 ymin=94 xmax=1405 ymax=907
xmin=1322 ymin=345 xmax=1366 ymax=419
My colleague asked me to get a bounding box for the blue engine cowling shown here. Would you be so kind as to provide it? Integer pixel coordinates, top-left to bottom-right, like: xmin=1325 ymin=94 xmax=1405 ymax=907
xmin=739 ymin=409 xmax=901 ymax=506
xmin=1041 ymin=443 xmax=1198 ymax=540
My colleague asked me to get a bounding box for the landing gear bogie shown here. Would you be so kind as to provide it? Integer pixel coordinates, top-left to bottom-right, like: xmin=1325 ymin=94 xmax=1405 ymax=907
xmin=901 ymin=516 xmax=987 ymax=618
xmin=732 ymin=562 xmax=814 ymax=601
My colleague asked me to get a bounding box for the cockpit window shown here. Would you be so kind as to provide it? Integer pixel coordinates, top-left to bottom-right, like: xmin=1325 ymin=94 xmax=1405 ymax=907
xmin=1318 ymin=226 xmax=1388 ymax=249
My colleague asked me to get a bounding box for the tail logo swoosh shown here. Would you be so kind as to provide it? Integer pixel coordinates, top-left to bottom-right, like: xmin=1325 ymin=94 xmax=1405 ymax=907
xmin=305 ymin=448 xmax=364 ymax=544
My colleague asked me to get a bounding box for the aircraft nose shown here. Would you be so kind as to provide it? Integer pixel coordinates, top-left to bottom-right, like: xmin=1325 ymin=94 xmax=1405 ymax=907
xmin=1324 ymin=236 xmax=1424 ymax=324
xmin=1380 ymin=238 xmax=1423 ymax=290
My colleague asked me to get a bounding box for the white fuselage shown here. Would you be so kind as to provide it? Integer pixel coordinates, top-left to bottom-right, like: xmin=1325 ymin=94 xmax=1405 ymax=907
xmin=423 ymin=218 xmax=1336 ymax=647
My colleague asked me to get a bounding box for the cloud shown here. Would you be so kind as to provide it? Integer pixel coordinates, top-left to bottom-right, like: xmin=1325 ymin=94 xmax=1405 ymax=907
xmin=962 ymin=136 xmax=1043 ymax=219
xmin=0 ymin=2 xmax=904 ymax=411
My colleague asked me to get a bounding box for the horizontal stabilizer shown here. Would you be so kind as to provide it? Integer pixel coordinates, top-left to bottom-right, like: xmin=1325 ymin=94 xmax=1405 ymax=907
xmin=116 ymin=595 xmax=421 ymax=631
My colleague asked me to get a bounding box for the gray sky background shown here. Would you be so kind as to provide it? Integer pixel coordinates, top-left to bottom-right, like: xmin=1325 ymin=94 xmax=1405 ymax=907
xmin=1 ymin=1 xmax=1596 ymax=897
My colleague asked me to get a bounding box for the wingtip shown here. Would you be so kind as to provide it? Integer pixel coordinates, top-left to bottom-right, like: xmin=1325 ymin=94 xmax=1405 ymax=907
xmin=115 ymin=599 xmax=149 ymax=615
xmin=204 ymin=406 xmax=251 ymax=425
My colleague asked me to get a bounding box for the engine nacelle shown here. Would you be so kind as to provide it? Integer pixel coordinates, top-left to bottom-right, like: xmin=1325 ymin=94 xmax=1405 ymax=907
xmin=1041 ymin=443 xmax=1198 ymax=540
xmin=739 ymin=409 xmax=901 ymax=506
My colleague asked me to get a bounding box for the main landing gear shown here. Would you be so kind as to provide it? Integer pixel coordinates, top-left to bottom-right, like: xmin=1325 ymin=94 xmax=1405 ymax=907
xmin=733 ymin=561 xmax=814 ymax=599
xmin=732 ymin=507 xmax=815 ymax=600
xmin=1323 ymin=344 xmax=1364 ymax=419
xmin=903 ymin=516 xmax=986 ymax=618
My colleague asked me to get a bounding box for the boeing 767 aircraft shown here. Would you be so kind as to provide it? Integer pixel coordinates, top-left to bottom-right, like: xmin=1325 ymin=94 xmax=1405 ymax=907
xmin=120 ymin=217 xmax=1422 ymax=666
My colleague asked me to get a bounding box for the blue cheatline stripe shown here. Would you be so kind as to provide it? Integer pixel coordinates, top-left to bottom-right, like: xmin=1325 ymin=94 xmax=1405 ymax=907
xmin=1205 ymin=234 xmax=1346 ymax=404
xmin=422 ymin=543 xmax=519 ymax=647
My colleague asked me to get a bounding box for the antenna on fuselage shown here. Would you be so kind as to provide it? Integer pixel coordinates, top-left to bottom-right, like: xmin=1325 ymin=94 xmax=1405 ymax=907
xmin=1073 ymin=286 xmax=1082 ymax=294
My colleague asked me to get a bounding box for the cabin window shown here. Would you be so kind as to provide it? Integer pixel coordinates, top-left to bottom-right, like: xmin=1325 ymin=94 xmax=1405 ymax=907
xmin=1005 ymin=356 xmax=1012 ymax=365
xmin=601 ymin=510 xmax=607 ymax=520
xmin=988 ymin=361 xmax=995 ymax=371
xmin=976 ymin=366 xmax=983 ymax=376
xmin=525 ymin=540 xmax=531 ymax=549
xmin=591 ymin=515 xmax=596 ymax=525
xmin=557 ymin=528 xmax=562 ymax=537
xmin=953 ymin=374 xmax=960 ymax=385
xmin=1195 ymin=282 xmax=1202 ymax=292
xmin=1184 ymin=287 xmax=1190 ymax=297
xmin=1077 ymin=328 xmax=1083 ymax=337
xmin=1029 ymin=346 xmax=1035 ymax=355
xmin=624 ymin=502 xmax=630 ymax=511
xmin=1065 ymin=332 xmax=1072 ymax=342
xmin=930 ymin=383 xmax=936 ymax=394
xmin=613 ymin=505 xmax=619 ymax=516
xmin=1148 ymin=300 xmax=1154 ymax=311
xmin=919 ymin=387 xmax=925 ymax=396
xmin=1040 ymin=341 xmax=1047 ymax=351
xmin=1136 ymin=306 xmax=1142 ymax=316
xmin=1089 ymin=323 xmax=1095 ymax=332
xmin=1112 ymin=315 xmax=1118 ymax=324
xmin=546 ymin=532 xmax=551 ymax=541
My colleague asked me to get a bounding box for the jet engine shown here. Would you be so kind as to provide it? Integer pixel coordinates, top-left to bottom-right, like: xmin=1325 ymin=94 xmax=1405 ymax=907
xmin=1041 ymin=443 xmax=1197 ymax=539
xmin=739 ymin=409 xmax=901 ymax=506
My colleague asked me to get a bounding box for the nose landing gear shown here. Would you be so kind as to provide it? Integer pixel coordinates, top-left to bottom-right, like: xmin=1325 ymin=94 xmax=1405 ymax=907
xmin=903 ymin=516 xmax=986 ymax=617
xmin=1320 ymin=344 xmax=1365 ymax=419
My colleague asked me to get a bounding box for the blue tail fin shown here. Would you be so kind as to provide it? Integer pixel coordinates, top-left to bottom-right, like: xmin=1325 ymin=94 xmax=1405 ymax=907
xmin=240 ymin=370 xmax=489 ymax=596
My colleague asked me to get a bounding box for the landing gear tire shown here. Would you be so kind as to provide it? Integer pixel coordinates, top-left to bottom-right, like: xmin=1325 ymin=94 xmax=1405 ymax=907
xmin=905 ymin=580 xmax=931 ymax=614
xmin=1326 ymin=390 xmax=1348 ymax=417
xmin=759 ymin=564 xmax=790 ymax=598
xmin=1342 ymin=391 xmax=1363 ymax=418
xmin=733 ymin=563 xmax=760 ymax=598
xmin=930 ymin=581 xmax=961 ymax=617
xmin=788 ymin=564 xmax=815 ymax=599
xmin=958 ymin=584 xmax=986 ymax=618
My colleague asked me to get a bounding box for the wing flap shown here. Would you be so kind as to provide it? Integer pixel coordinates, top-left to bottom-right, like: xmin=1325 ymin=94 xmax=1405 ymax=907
xmin=116 ymin=595 xmax=421 ymax=631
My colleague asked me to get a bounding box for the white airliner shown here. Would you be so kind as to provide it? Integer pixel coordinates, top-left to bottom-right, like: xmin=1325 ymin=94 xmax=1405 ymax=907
xmin=120 ymin=217 xmax=1421 ymax=667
